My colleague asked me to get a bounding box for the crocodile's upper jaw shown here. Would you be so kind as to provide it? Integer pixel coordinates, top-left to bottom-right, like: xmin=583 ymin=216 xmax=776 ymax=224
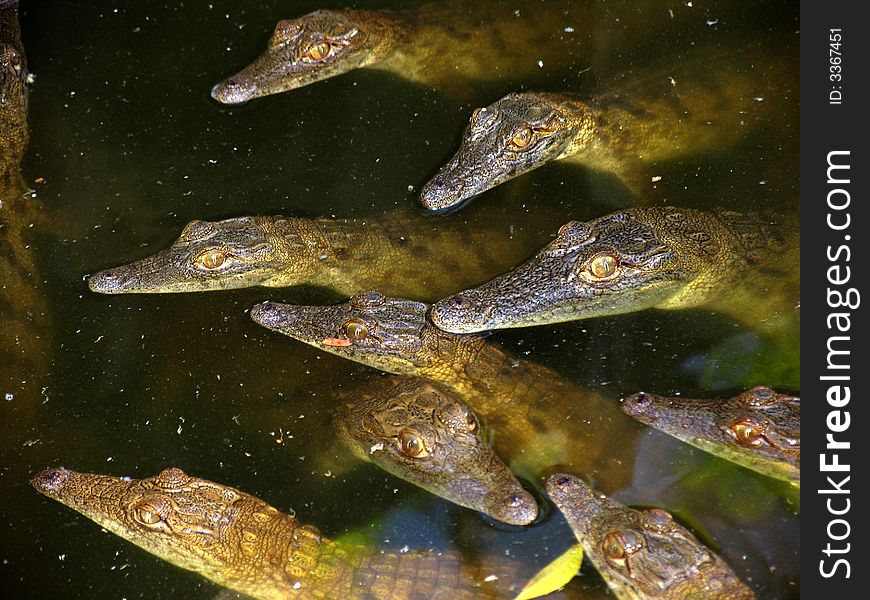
xmin=431 ymin=213 xmax=688 ymax=333
xmin=250 ymin=291 xmax=431 ymax=375
xmin=88 ymin=217 xmax=282 ymax=294
xmin=31 ymin=467 xmax=231 ymax=577
xmin=419 ymin=92 xmax=593 ymax=212
xmin=211 ymin=9 xmax=398 ymax=104
xmin=546 ymin=474 xmax=754 ymax=600
xmin=335 ymin=377 xmax=537 ymax=526
xmin=623 ymin=387 xmax=801 ymax=484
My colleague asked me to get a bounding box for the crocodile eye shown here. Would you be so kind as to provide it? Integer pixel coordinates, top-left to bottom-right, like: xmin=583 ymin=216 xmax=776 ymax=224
xmin=602 ymin=532 xmax=629 ymax=568
xmin=304 ymin=41 xmax=331 ymax=61
xmin=508 ymin=127 xmax=534 ymax=151
xmin=587 ymin=253 xmax=619 ymax=279
xmin=343 ymin=320 xmax=369 ymax=341
xmin=730 ymin=419 xmax=765 ymax=447
xmin=466 ymin=414 xmax=478 ymax=432
xmin=130 ymin=500 xmax=168 ymax=530
xmin=399 ymin=429 xmax=429 ymax=457
xmin=195 ymin=248 xmax=228 ymax=271
xmin=137 ymin=508 xmax=161 ymax=525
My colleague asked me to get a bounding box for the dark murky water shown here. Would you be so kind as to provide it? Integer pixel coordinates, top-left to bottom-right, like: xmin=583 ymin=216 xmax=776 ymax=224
xmin=2 ymin=1 xmax=798 ymax=598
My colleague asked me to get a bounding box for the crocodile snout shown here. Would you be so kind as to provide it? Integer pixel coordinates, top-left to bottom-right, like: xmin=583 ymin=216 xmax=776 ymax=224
xmin=211 ymin=79 xmax=257 ymax=105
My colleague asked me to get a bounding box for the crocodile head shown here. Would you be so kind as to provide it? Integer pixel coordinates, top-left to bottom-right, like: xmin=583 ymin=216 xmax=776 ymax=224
xmin=546 ymin=474 xmax=754 ymax=599
xmin=623 ymin=387 xmax=800 ymax=485
xmin=250 ymin=290 xmax=464 ymax=376
xmin=211 ymin=10 xmax=399 ymax=104
xmin=31 ymin=466 xmax=271 ymax=579
xmin=419 ymin=92 xmax=593 ymax=212
xmin=88 ymin=217 xmax=294 ymax=293
xmin=431 ymin=208 xmax=702 ymax=332
xmin=336 ymin=377 xmax=537 ymax=526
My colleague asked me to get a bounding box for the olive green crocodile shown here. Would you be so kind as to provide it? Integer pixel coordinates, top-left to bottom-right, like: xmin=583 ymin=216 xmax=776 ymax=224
xmin=335 ymin=375 xmax=538 ymax=525
xmin=546 ymin=473 xmax=755 ymax=600
xmin=32 ymin=466 xmax=533 ymax=600
xmin=420 ymin=42 xmax=795 ymax=211
xmin=623 ymin=387 xmax=800 ymax=487
xmin=86 ymin=209 xmax=551 ymax=301
xmin=250 ymin=291 xmax=636 ymax=488
xmin=210 ymin=1 xmax=679 ymax=105
xmin=431 ymin=206 xmax=799 ymax=333
xmin=1 ymin=0 xmax=49 ymax=391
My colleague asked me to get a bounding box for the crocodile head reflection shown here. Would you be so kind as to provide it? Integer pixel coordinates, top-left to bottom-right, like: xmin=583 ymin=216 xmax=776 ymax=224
xmin=420 ymin=92 xmax=593 ymax=212
xmin=546 ymin=474 xmax=755 ymax=599
xmin=250 ymin=291 xmax=462 ymax=376
xmin=623 ymin=387 xmax=801 ymax=485
xmin=88 ymin=217 xmax=290 ymax=293
xmin=336 ymin=377 xmax=537 ymax=526
xmin=431 ymin=208 xmax=707 ymax=332
xmin=211 ymin=10 xmax=400 ymax=104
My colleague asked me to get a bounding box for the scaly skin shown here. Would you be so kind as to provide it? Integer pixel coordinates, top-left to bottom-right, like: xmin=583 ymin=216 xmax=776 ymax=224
xmin=622 ymin=387 xmax=800 ymax=487
xmin=210 ymin=1 xmax=696 ymax=104
xmin=86 ymin=209 xmax=545 ymax=301
xmin=32 ymin=466 xmax=531 ymax=600
xmin=1 ymin=0 xmax=50 ymax=395
xmin=250 ymin=291 xmax=636 ymax=488
xmin=431 ymin=206 xmax=799 ymax=333
xmin=420 ymin=45 xmax=795 ymax=211
xmin=546 ymin=474 xmax=755 ymax=600
xmin=335 ymin=376 xmax=537 ymax=525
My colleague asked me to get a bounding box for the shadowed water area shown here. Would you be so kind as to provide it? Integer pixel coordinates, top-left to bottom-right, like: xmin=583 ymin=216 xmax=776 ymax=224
xmin=3 ymin=0 xmax=798 ymax=598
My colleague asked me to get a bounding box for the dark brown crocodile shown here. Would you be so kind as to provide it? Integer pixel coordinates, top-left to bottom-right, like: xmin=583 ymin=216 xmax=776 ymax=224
xmin=1 ymin=0 xmax=49 ymax=395
xmin=210 ymin=1 xmax=678 ymax=105
xmin=250 ymin=291 xmax=636 ymax=489
xmin=86 ymin=209 xmax=552 ymax=302
xmin=623 ymin=387 xmax=800 ymax=487
xmin=431 ymin=206 xmax=799 ymax=333
xmin=32 ymin=466 xmax=534 ymax=599
xmin=546 ymin=473 xmax=756 ymax=600
xmin=335 ymin=376 xmax=538 ymax=525
xmin=420 ymin=44 xmax=795 ymax=211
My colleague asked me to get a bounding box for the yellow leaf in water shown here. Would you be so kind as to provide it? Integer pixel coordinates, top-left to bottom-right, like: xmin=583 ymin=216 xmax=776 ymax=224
xmin=513 ymin=543 xmax=584 ymax=600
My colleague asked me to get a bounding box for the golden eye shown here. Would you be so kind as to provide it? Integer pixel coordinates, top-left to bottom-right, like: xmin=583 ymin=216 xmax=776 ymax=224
xmin=196 ymin=249 xmax=228 ymax=270
xmin=399 ymin=430 xmax=428 ymax=457
xmin=588 ymin=253 xmax=619 ymax=279
xmin=305 ymin=41 xmax=331 ymax=61
xmin=602 ymin=532 xmax=628 ymax=568
xmin=730 ymin=420 xmax=765 ymax=447
xmin=509 ymin=127 xmax=534 ymax=150
xmin=343 ymin=320 xmax=369 ymax=341
xmin=137 ymin=509 xmax=160 ymax=524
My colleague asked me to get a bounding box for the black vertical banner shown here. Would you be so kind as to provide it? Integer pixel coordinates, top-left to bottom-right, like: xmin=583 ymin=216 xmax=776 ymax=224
xmin=801 ymin=1 xmax=869 ymax=596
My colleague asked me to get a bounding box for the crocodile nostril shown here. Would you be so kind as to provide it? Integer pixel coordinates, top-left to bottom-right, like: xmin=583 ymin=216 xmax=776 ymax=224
xmin=632 ymin=392 xmax=650 ymax=406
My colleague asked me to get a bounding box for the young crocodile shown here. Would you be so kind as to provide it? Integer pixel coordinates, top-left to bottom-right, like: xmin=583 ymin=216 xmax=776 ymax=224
xmin=335 ymin=375 xmax=538 ymax=525
xmin=420 ymin=45 xmax=794 ymax=211
xmin=210 ymin=1 xmax=674 ymax=105
xmin=546 ymin=473 xmax=756 ymax=600
xmin=86 ymin=209 xmax=548 ymax=301
xmin=32 ymin=466 xmax=531 ymax=600
xmin=622 ymin=387 xmax=800 ymax=487
xmin=250 ymin=291 xmax=636 ymax=488
xmin=431 ymin=206 xmax=799 ymax=333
